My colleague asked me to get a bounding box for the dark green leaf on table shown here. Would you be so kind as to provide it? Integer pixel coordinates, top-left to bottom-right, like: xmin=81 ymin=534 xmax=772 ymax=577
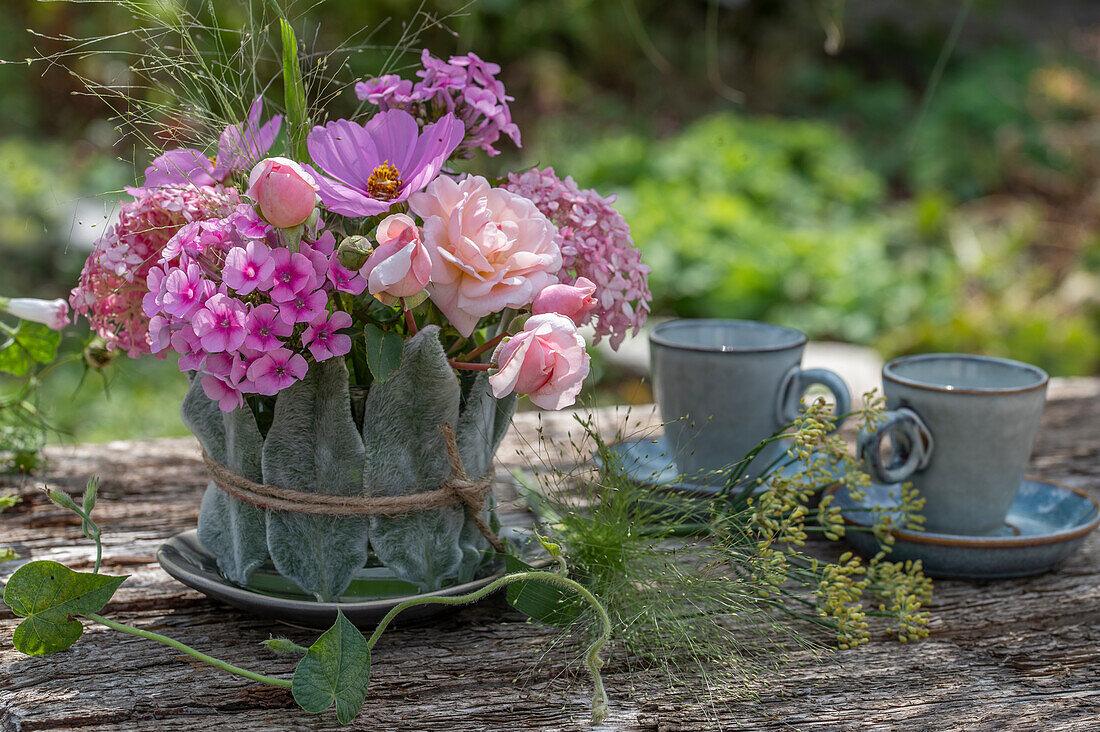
xmin=3 ymin=560 xmax=127 ymax=655
xmin=504 ymin=554 xmax=583 ymax=628
xmin=292 ymin=610 xmax=371 ymax=724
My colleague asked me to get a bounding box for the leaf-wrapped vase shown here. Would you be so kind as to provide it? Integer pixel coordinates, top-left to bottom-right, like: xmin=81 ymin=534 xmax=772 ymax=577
xmin=182 ymin=325 xmax=516 ymax=601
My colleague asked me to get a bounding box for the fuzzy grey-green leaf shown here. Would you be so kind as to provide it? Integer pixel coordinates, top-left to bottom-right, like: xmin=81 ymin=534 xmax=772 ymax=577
xmin=263 ymin=358 xmax=369 ymax=599
xmin=3 ymin=561 xmax=127 ymax=655
xmin=292 ymin=610 xmax=370 ymax=724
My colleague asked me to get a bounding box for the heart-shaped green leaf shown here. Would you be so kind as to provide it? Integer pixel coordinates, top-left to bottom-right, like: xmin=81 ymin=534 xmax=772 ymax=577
xmin=363 ymin=324 xmax=404 ymax=383
xmin=505 ymin=554 xmax=583 ymax=628
xmin=292 ymin=610 xmax=371 ymax=724
xmin=2 ymin=560 xmax=127 ymax=655
xmin=0 ymin=321 xmax=61 ymax=376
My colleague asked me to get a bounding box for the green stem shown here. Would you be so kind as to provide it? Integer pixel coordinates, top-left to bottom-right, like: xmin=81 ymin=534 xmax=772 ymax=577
xmin=365 ymin=570 xmax=612 ymax=723
xmin=81 ymin=612 xmax=292 ymax=689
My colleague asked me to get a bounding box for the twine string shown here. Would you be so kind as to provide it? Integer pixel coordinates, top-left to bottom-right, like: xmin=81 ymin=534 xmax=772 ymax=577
xmin=201 ymin=423 xmax=505 ymax=553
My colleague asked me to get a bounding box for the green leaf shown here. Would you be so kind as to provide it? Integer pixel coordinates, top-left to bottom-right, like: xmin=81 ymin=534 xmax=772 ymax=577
xmin=279 ymin=18 xmax=309 ymax=161
xmin=0 ymin=321 xmax=61 ymax=376
xmin=362 ymin=324 xmax=404 ymax=383
xmin=292 ymin=610 xmax=371 ymax=724
xmin=0 ymin=494 xmax=19 ymax=511
xmin=0 ymin=547 xmax=19 ymax=563
xmin=2 ymin=560 xmax=127 ymax=655
xmin=504 ymin=554 xmax=583 ymax=628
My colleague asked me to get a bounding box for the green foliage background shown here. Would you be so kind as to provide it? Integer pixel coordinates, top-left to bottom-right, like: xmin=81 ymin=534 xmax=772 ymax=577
xmin=0 ymin=0 xmax=1097 ymax=445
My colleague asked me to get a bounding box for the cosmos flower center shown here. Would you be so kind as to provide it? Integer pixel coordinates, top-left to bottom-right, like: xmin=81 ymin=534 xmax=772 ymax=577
xmin=367 ymin=161 xmax=402 ymax=200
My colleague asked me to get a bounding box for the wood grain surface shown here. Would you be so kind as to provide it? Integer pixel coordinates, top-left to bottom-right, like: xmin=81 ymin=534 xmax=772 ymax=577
xmin=2 ymin=381 xmax=1098 ymax=731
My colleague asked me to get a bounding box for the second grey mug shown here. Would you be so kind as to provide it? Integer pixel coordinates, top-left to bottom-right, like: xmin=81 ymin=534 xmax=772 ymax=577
xmin=857 ymin=353 xmax=1049 ymax=536
xmin=650 ymin=319 xmax=851 ymax=479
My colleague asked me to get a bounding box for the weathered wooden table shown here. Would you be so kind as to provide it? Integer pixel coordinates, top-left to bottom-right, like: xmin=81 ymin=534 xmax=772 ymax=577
xmin=2 ymin=379 xmax=1099 ymax=731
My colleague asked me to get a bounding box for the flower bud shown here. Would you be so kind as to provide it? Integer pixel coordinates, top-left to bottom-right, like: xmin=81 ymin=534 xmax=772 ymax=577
xmin=531 ymin=277 xmax=598 ymax=326
xmin=337 ymin=235 xmax=373 ymax=271
xmin=83 ymin=338 xmax=117 ymax=371
xmin=247 ymin=157 xmax=319 ymax=229
xmin=0 ymin=297 xmax=69 ymax=330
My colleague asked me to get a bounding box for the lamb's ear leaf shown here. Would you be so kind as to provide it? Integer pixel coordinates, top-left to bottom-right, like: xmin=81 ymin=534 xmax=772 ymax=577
xmin=504 ymin=554 xmax=583 ymax=628
xmin=3 ymin=560 xmax=127 ymax=655
xmin=292 ymin=610 xmax=371 ymax=724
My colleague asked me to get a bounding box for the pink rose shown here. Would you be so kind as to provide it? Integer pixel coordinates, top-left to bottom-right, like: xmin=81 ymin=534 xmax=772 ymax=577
xmin=247 ymin=157 xmax=319 ymax=228
xmin=361 ymin=213 xmax=431 ymax=304
xmin=409 ymin=175 xmax=561 ymax=337
xmin=531 ymin=277 xmax=598 ymax=325
xmin=489 ymin=313 xmax=590 ymax=410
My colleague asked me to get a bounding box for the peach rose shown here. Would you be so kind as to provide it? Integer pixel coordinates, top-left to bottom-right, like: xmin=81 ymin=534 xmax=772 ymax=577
xmin=361 ymin=213 xmax=431 ymax=304
xmin=489 ymin=313 xmax=589 ymax=410
xmin=409 ymin=175 xmax=560 ymax=337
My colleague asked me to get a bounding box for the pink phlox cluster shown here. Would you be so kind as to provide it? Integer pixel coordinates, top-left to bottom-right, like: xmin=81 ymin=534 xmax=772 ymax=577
xmin=504 ymin=167 xmax=650 ymax=350
xmin=69 ymin=185 xmax=239 ymax=356
xmin=143 ymin=209 xmax=362 ymax=411
xmin=356 ymin=49 xmax=520 ymax=158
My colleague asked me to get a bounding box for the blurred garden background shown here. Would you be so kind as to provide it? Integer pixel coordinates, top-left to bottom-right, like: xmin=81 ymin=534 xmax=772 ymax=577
xmin=1 ymin=0 xmax=1099 ymax=448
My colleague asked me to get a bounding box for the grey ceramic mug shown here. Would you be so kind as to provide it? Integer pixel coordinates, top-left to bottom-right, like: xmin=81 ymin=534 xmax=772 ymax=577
xmin=858 ymin=353 xmax=1049 ymax=536
xmin=650 ymin=319 xmax=851 ymax=479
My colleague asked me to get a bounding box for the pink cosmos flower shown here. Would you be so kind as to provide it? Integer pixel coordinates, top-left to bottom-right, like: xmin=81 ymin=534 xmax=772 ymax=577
xmin=277 ymin=288 xmax=329 ymax=326
xmin=302 ymin=311 xmax=353 ymax=362
xmin=247 ymin=347 xmax=308 ymax=396
xmin=161 ymin=262 xmax=211 ymax=318
xmin=201 ymin=374 xmax=244 ymax=412
xmin=409 ymin=175 xmax=561 ymax=337
xmin=269 ymin=248 xmax=317 ymax=303
xmin=306 ymin=109 xmax=464 ymax=217
xmin=222 ymin=241 xmax=276 ymax=295
xmin=143 ymin=97 xmax=281 ymax=188
xmin=192 ymin=293 xmax=247 ymax=353
xmin=361 ymin=213 xmax=431 ymax=304
xmin=531 ymin=277 xmax=598 ymax=326
xmin=247 ymin=157 xmax=319 ymax=229
xmin=489 ymin=313 xmax=590 ymax=410
xmin=244 ymin=303 xmax=293 ymax=351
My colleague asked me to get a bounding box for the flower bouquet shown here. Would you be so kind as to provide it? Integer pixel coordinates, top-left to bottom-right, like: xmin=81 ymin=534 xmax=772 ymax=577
xmin=67 ymin=31 xmax=650 ymax=602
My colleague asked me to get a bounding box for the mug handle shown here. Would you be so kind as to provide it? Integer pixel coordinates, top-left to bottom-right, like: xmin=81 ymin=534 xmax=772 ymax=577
xmin=857 ymin=407 xmax=935 ymax=484
xmin=776 ymin=367 xmax=852 ymax=429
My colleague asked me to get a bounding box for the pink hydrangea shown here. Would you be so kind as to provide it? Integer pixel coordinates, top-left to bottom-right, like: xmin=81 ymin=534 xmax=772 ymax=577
xmin=505 ymin=167 xmax=650 ymax=350
xmin=69 ymin=185 xmax=239 ymax=356
xmin=356 ymin=50 xmax=520 ymax=158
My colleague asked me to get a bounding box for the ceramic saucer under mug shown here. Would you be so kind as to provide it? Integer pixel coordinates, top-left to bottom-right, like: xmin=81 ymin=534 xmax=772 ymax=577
xmin=157 ymin=527 xmax=549 ymax=629
xmin=829 ymin=478 xmax=1100 ymax=579
xmin=600 ymin=434 xmax=843 ymax=499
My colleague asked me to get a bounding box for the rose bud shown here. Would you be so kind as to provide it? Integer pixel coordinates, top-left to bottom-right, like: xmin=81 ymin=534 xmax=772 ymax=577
xmin=531 ymin=277 xmax=598 ymax=326
xmin=361 ymin=213 xmax=431 ymax=304
xmin=489 ymin=313 xmax=590 ymax=410
xmin=247 ymin=157 xmax=319 ymax=229
xmin=0 ymin=297 xmax=69 ymax=330
xmin=337 ymin=235 xmax=373 ymax=271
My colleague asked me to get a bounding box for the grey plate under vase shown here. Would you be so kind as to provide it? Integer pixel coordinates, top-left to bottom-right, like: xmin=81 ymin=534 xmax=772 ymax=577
xmin=157 ymin=527 xmax=549 ymax=629
xmin=829 ymin=478 xmax=1100 ymax=579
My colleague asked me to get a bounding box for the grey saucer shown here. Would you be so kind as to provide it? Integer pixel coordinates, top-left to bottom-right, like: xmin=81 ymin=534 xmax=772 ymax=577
xmin=157 ymin=527 xmax=549 ymax=629
xmin=830 ymin=478 xmax=1100 ymax=579
xmin=601 ymin=434 xmax=843 ymax=498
